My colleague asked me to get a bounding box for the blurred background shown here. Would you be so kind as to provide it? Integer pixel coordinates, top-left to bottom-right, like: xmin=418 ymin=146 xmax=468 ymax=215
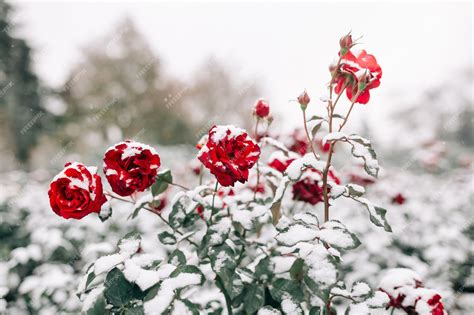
xmin=0 ymin=1 xmax=472 ymax=314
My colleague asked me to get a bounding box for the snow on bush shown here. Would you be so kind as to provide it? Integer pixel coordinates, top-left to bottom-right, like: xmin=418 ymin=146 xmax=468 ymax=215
xmin=1 ymin=32 xmax=470 ymax=315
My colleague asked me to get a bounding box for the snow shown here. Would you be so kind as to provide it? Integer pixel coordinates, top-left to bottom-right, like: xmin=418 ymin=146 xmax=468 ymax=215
xmin=213 ymin=251 xmax=231 ymax=273
xmin=351 ymin=282 xmax=371 ymax=297
xmin=281 ymin=297 xmax=300 ymax=315
xmin=322 ymin=132 xmax=347 ymax=145
xmin=366 ymin=291 xmax=390 ymax=308
xmin=258 ymin=307 xmax=281 ymax=315
xmin=123 ymin=259 xmax=175 ymax=291
xmin=118 ymin=238 xmax=141 ymax=256
xmin=286 ymin=154 xmax=325 ymax=181
xmin=314 ymin=221 xmax=355 ymax=249
xmin=171 ymin=300 xmax=193 ymax=315
xmin=81 ymin=286 xmax=104 ymax=312
xmin=210 ymin=125 xmax=246 ymax=142
xmin=209 ymin=217 xmax=231 ymax=245
xmin=93 ymin=253 xmax=124 ymax=275
xmin=144 ymin=272 xmax=202 ymax=314
xmin=276 ymin=224 xmax=318 ymax=246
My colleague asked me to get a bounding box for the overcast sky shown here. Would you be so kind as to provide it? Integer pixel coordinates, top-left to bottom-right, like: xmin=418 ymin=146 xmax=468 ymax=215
xmin=11 ymin=1 xmax=473 ymax=137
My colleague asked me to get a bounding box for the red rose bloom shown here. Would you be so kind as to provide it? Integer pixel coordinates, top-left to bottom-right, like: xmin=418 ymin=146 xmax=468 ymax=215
xmin=48 ymin=162 xmax=107 ymax=219
xmin=103 ymin=140 xmax=161 ymax=196
xmin=292 ymin=169 xmax=341 ymax=205
xmin=254 ymin=99 xmax=270 ymax=118
xmin=198 ymin=125 xmax=260 ymax=187
xmin=333 ymin=49 xmax=382 ymax=104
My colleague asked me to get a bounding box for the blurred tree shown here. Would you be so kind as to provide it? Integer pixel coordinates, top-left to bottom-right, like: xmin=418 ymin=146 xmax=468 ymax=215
xmin=58 ymin=18 xmax=194 ymax=151
xmin=57 ymin=18 xmax=261 ymax=154
xmin=0 ymin=1 xmax=45 ymax=169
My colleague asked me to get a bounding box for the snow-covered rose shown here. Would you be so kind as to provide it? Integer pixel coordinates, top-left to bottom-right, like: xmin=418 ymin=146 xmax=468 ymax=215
xmin=198 ymin=125 xmax=260 ymax=186
xmin=103 ymin=140 xmax=161 ymax=196
xmin=48 ymin=162 xmax=107 ymax=219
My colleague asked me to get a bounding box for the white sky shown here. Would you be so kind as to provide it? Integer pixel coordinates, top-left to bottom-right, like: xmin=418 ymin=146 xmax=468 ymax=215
xmin=11 ymin=1 xmax=474 ymax=138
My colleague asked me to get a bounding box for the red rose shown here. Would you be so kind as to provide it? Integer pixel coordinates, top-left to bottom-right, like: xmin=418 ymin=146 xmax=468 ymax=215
xmin=103 ymin=140 xmax=161 ymax=196
xmin=198 ymin=125 xmax=260 ymax=187
xmin=317 ymin=138 xmax=331 ymax=153
xmin=427 ymin=294 xmax=445 ymax=315
xmin=292 ymin=169 xmax=340 ymax=205
xmin=333 ymin=49 xmax=382 ymax=104
xmin=48 ymin=162 xmax=107 ymax=219
xmin=268 ymin=151 xmax=297 ymax=173
xmin=391 ymin=193 xmax=406 ymax=205
xmin=254 ymin=99 xmax=270 ymax=118
xmin=287 ymin=129 xmax=308 ymax=156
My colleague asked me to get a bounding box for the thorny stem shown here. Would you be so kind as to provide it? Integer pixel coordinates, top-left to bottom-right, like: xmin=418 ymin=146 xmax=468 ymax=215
xmin=253 ymin=118 xmax=260 ymax=200
xmin=321 ymin=88 xmax=360 ymax=222
xmin=210 ymin=181 xmax=219 ymax=224
xmin=302 ymin=109 xmax=319 ymax=162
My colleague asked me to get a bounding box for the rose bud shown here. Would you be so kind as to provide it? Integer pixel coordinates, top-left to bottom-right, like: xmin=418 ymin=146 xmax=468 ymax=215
xmin=339 ymin=32 xmax=353 ymax=55
xmin=48 ymin=162 xmax=107 ymax=220
xmin=297 ymin=90 xmax=310 ymax=109
xmin=103 ymin=140 xmax=161 ymax=196
xmin=253 ymin=98 xmax=270 ymax=118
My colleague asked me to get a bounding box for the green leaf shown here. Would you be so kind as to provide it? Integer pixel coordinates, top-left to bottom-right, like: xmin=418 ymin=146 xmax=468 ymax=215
xmin=290 ymin=258 xmax=305 ymax=281
xmin=158 ymin=231 xmax=177 ymax=245
xmin=169 ymin=196 xmax=187 ymax=228
xmin=311 ymin=120 xmax=325 ymax=138
xmin=254 ymin=256 xmax=274 ymax=281
xmin=85 ymin=271 xmax=96 ymax=291
xmin=104 ymin=268 xmax=143 ymax=307
xmin=317 ymin=220 xmax=361 ymax=250
xmin=169 ymin=265 xmax=205 ymax=285
xmin=151 ymin=169 xmax=173 ymax=196
xmin=129 ymin=200 xmax=148 ymax=219
xmin=168 ymin=249 xmax=186 ymax=266
xmin=209 ymin=243 xmax=236 ymax=273
xmin=347 ymin=135 xmax=379 ymax=178
xmin=243 ymin=284 xmax=265 ymax=314
xmin=346 ymin=184 xmax=365 ymax=197
xmin=86 ymin=296 xmax=110 ymax=315
xmin=121 ymin=305 xmax=144 ymax=315
xmin=352 ymin=197 xmax=392 ymax=232
xmin=270 ymin=278 xmax=304 ymax=302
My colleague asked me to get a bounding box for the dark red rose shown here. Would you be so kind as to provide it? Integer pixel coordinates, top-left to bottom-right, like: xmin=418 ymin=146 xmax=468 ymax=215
xmin=333 ymin=49 xmax=382 ymax=104
xmin=48 ymin=162 xmax=107 ymax=220
xmin=103 ymin=140 xmax=161 ymax=196
xmin=287 ymin=129 xmax=308 ymax=156
xmin=254 ymin=99 xmax=270 ymax=118
xmin=198 ymin=125 xmax=260 ymax=187
xmin=391 ymin=193 xmax=406 ymax=205
xmin=292 ymin=169 xmax=340 ymax=205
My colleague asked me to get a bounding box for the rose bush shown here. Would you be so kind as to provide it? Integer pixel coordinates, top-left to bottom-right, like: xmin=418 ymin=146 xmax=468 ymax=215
xmin=42 ymin=33 xmax=450 ymax=315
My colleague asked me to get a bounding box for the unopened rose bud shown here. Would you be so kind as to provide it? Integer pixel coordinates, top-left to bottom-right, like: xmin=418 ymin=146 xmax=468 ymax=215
xmin=339 ymin=33 xmax=353 ymax=55
xmin=297 ymin=90 xmax=310 ymax=109
xmin=254 ymin=98 xmax=270 ymax=118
